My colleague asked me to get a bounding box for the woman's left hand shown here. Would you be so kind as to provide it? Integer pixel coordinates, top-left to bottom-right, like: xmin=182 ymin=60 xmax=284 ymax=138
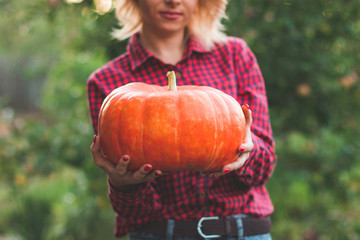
xmin=208 ymin=104 xmax=253 ymax=178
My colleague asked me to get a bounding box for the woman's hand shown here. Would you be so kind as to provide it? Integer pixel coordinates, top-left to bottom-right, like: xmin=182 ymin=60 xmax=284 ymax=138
xmin=90 ymin=135 xmax=163 ymax=191
xmin=209 ymin=104 xmax=254 ymax=178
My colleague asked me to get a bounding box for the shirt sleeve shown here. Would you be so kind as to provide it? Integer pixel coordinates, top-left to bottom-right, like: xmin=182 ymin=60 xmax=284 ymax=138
xmin=87 ymin=75 xmax=105 ymax=135
xmin=108 ymin=180 xmax=162 ymax=220
xmin=86 ymin=72 xmax=163 ymax=232
xmin=107 ymin=178 xmax=163 ymax=237
xmin=232 ymin=38 xmax=277 ymax=186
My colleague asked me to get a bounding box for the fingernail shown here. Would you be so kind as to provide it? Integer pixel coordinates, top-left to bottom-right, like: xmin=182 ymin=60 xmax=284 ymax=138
xmin=93 ymin=135 xmax=97 ymax=144
xmin=240 ymin=146 xmax=245 ymax=152
xmin=224 ymin=168 xmax=230 ymax=173
xmin=210 ymin=174 xmax=217 ymax=178
xmin=244 ymin=104 xmax=250 ymax=110
xmin=155 ymin=171 xmax=162 ymax=176
xmin=123 ymin=156 xmax=129 ymax=162
xmin=144 ymin=165 xmax=152 ymax=172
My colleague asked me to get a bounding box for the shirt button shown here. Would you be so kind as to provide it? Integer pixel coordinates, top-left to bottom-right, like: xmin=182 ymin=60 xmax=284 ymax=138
xmin=199 ymin=192 xmax=206 ymax=199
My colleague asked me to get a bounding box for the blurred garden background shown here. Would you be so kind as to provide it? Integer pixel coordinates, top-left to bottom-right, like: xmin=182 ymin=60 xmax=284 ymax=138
xmin=0 ymin=0 xmax=359 ymax=239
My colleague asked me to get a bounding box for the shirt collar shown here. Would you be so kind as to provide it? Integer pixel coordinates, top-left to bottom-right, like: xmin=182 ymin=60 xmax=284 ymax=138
xmin=184 ymin=35 xmax=210 ymax=57
xmin=127 ymin=33 xmax=211 ymax=71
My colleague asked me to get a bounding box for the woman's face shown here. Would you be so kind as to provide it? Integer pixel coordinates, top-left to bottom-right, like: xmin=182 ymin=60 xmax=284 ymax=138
xmin=138 ymin=0 xmax=198 ymax=35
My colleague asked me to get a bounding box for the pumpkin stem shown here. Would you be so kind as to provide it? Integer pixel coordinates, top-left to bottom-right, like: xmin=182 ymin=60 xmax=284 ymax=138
xmin=167 ymin=71 xmax=177 ymax=91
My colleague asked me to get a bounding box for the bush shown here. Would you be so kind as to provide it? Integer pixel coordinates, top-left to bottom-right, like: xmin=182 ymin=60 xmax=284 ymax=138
xmin=225 ymin=1 xmax=360 ymax=238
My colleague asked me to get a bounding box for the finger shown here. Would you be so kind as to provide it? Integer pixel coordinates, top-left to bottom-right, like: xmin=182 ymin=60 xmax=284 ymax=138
xmin=115 ymin=155 xmax=131 ymax=175
xmin=225 ymin=153 xmax=250 ymax=171
xmin=90 ymin=135 xmax=110 ymax=159
xmin=132 ymin=164 xmax=153 ymax=181
xmin=95 ymin=156 xmax=116 ymax=174
xmin=241 ymin=104 xmax=253 ymax=127
xmin=239 ymin=105 xmax=254 ymax=153
xmin=90 ymin=135 xmax=102 ymax=158
xmin=205 ymin=166 xmax=229 ymax=178
xmin=199 ymin=172 xmax=207 ymax=177
xmin=238 ymin=141 xmax=254 ymax=154
xmin=208 ymin=171 xmax=222 ymax=178
xmin=147 ymin=170 xmax=163 ymax=180
xmin=90 ymin=135 xmax=115 ymax=173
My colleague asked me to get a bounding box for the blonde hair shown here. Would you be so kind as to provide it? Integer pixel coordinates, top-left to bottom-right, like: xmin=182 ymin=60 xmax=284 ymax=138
xmin=110 ymin=0 xmax=228 ymax=50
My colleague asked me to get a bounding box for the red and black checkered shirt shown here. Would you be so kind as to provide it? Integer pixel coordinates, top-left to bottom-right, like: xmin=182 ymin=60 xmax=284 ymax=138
xmin=87 ymin=33 xmax=276 ymax=237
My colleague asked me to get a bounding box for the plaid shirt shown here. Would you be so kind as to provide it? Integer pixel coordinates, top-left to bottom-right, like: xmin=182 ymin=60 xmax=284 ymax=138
xmin=87 ymin=33 xmax=276 ymax=237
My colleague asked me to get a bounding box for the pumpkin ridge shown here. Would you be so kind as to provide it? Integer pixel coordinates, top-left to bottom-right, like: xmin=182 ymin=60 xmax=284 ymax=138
xmin=141 ymin=92 xmax=174 ymax=170
xmin=222 ymin=94 xmax=237 ymax=163
xmin=98 ymin=88 xmax=122 ymax=127
xmin=174 ymin=93 xmax=181 ymax=170
xmin=114 ymin=92 xmax=136 ymax=162
xmin=137 ymin=92 xmax=146 ymax=168
xmin=221 ymin=92 xmax=237 ymax=162
xmin=201 ymin=90 xmax=219 ymax=171
xmin=119 ymin=90 xmax=149 ymax=169
xmin=103 ymin=92 xmax=127 ymax=163
xmin=204 ymin=90 xmax=228 ymax=171
xmin=226 ymin=94 xmax=246 ymax=161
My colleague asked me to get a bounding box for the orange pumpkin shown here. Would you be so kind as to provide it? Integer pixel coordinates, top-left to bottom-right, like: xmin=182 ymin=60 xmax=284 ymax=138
xmin=98 ymin=71 xmax=246 ymax=172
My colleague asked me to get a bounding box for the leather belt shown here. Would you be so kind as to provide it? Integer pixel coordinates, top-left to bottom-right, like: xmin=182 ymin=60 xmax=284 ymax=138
xmin=137 ymin=216 xmax=271 ymax=238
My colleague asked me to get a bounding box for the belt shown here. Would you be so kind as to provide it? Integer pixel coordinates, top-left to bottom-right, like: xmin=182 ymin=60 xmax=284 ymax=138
xmin=137 ymin=216 xmax=271 ymax=238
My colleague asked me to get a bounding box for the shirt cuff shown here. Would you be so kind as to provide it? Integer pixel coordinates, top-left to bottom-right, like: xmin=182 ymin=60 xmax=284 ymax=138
xmin=107 ymin=178 xmax=150 ymax=204
xmin=236 ymin=133 xmax=271 ymax=185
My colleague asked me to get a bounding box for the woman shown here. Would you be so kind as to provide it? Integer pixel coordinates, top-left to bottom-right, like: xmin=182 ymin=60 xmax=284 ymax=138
xmin=87 ymin=0 xmax=277 ymax=239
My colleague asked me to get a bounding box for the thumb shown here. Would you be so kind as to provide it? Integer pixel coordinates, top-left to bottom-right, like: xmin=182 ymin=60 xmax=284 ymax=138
xmin=242 ymin=104 xmax=252 ymax=128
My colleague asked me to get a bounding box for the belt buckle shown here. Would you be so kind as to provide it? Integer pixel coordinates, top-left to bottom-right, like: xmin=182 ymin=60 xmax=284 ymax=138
xmin=197 ymin=216 xmax=221 ymax=239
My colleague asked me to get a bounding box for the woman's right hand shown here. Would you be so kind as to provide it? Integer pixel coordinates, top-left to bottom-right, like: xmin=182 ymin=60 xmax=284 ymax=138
xmin=90 ymin=135 xmax=163 ymax=192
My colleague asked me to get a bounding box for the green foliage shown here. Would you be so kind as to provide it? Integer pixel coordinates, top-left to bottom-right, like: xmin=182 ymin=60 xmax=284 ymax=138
xmin=0 ymin=0 xmax=119 ymax=239
xmin=0 ymin=0 xmax=360 ymax=239
xmin=224 ymin=1 xmax=360 ymax=238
